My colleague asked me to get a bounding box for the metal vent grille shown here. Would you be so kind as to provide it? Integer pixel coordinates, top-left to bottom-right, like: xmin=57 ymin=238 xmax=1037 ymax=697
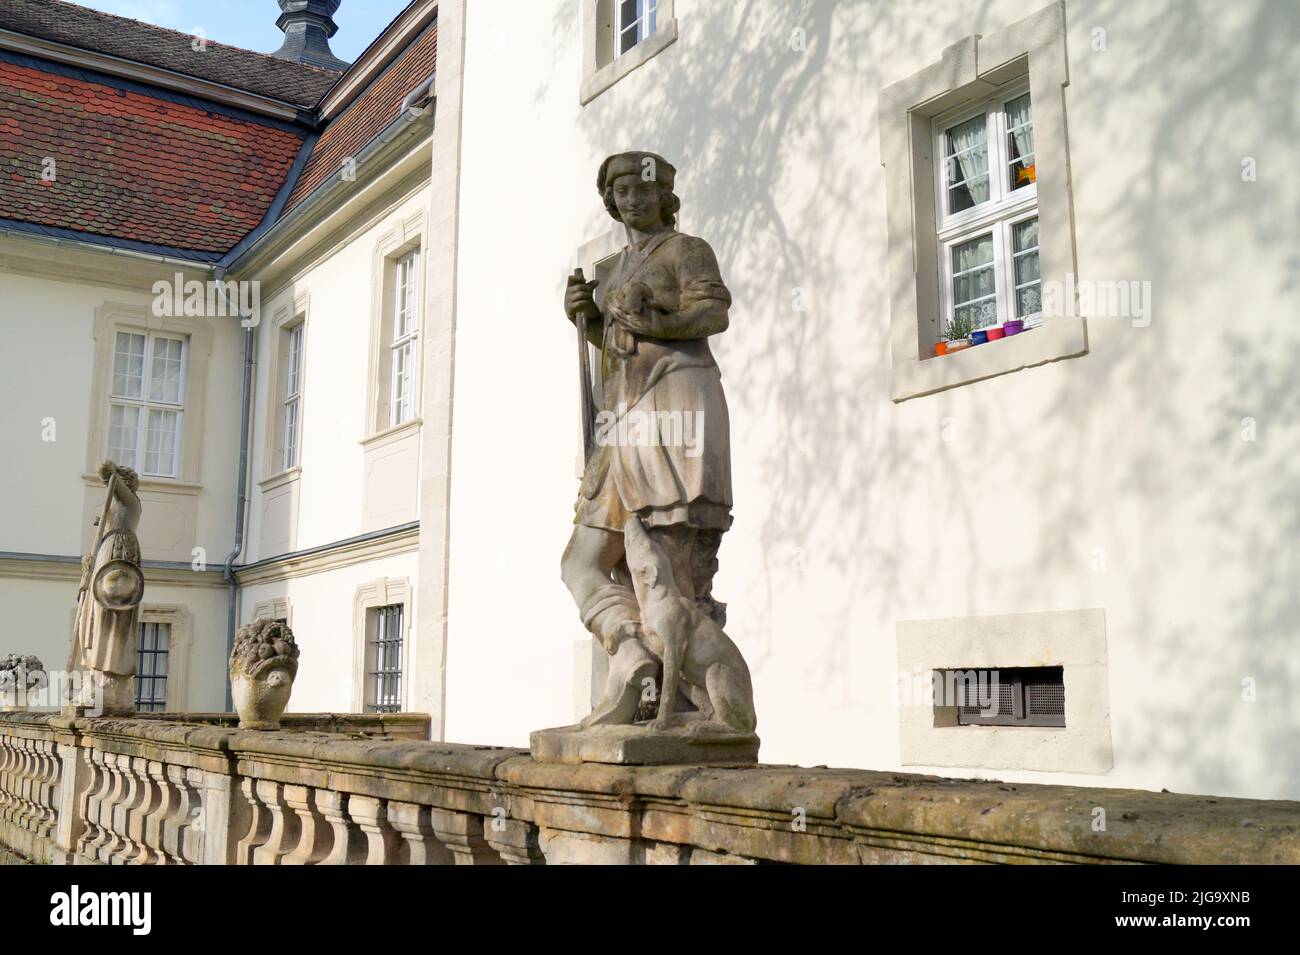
xmin=948 ymin=666 xmax=1065 ymax=727
xmin=1026 ymin=680 xmax=1066 ymax=716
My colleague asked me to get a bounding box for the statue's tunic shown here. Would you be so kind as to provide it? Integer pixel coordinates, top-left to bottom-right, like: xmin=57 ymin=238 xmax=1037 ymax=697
xmin=75 ymin=490 xmax=142 ymax=675
xmin=576 ymin=229 xmax=733 ymax=533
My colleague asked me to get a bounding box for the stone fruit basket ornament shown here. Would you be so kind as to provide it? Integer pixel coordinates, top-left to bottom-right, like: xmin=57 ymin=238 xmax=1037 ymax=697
xmin=0 ymin=654 xmax=46 ymax=711
xmin=229 ymin=618 xmax=300 ymax=730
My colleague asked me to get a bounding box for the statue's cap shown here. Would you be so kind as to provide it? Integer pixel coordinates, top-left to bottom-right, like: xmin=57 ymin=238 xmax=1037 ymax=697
xmin=597 ymin=151 xmax=676 ymax=193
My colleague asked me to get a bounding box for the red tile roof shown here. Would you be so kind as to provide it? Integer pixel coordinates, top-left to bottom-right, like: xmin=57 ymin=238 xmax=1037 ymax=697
xmin=283 ymin=24 xmax=435 ymax=213
xmin=0 ymin=59 xmax=307 ymax=256
xmin=0 ymin=0 xmax=341 ymax=109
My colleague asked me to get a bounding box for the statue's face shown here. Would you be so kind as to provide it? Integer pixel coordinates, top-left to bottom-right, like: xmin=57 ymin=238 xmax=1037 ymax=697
xmin=610 ymin=174 xmax=662 ymax=231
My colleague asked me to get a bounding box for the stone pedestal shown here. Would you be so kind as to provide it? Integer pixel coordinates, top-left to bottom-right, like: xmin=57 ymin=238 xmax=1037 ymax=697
xmin=530 ymin=722 xmax=759 ymax=765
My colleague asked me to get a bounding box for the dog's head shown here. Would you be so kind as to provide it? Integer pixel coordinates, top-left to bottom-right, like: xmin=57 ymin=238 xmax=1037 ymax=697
xmin=623 ymin=515 xmax=673 ymax=605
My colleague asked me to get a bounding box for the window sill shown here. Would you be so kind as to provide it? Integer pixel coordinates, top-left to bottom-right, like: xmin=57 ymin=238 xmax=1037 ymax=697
xmin=257 ymin=466 xmax=302 ymax=492
xmin=80 ymin=473 xmax=201 ymax=496
xmin=890 ymin=316 xmax=1086 ymax=402
xmin=580 ymin=19 xmax=678 ymax=105
xmin=360 ymin=417 xmax=422 ymax=450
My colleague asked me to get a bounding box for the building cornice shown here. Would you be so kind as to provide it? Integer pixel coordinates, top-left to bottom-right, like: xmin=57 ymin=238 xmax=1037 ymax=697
xmin=234 ymin=522 xmax=419 ymax=587
xmin=0 ymin=553 xmax=225 ymax=589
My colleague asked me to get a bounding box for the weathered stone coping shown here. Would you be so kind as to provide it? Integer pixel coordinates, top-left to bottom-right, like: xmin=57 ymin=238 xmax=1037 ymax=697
xmin=2 ymin=713 xmax=1297 ymax=864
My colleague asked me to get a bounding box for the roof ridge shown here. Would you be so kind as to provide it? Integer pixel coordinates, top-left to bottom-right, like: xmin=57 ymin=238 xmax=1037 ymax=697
xmin=31 ymin=0 xmax=343 ymax=76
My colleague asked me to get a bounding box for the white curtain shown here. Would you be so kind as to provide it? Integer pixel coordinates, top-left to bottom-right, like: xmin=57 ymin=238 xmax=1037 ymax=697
xmin=947 ymin=115 xmax=989 ymax=205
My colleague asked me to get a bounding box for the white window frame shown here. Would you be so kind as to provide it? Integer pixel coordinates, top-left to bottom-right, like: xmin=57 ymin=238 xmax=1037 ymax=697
xmin=933 ymin=80 xmax=1042 ymax=336
xmin=615 ymin=0 xmax=658 ymax=59
xmin=877 ymin=1 xmax=1083 ymax=402
xmin=107 ymin=330 xmax=188 ymax=478
xmin=581 ymin=0 xmax=678 ymax=105
xmin=389 ymin=248 xmax=421 ymax=428
xmin=283 ymin=322 xmax=304 ymax=471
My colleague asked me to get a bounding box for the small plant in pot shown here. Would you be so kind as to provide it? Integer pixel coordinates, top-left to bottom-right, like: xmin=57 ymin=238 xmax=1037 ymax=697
xmin=230 ymin=618 xmax=300 ymax=730
xmin=941 ymin=313 xmax=975 ymax=353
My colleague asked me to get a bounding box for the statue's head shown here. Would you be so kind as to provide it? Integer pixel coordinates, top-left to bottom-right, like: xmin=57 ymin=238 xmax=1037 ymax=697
xmin=598 ymin=151 xmax=680 ymax=229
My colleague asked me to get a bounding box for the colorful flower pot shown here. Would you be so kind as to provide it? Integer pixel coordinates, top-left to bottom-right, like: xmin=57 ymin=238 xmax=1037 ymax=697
xmin=934 ymin=341 xmax=949 ymax=356
xmin=1004 ymin=319 xmax=1025 ymax=336
xmin=945 ymin=339 xmax=972 ymax=353
xmin=985 ymin=325 xmax=1006 ymax=341
xmin=970 ymin=329 xmax=989 ymax=345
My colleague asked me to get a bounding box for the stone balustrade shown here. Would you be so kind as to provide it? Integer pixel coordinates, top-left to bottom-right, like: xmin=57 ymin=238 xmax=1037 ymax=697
xmin=2 ymin=711 xmax=1298 ymax=865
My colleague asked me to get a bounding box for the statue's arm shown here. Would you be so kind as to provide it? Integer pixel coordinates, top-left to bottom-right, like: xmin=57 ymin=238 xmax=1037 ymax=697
xmin=617 ymin=237 xmax=731 ymax=340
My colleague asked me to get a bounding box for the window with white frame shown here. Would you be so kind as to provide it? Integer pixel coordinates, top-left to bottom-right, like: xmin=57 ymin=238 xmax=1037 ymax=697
xmin=108 ymin=331 xmax=186 ymax=477
xmin=283 ymin=323 xmax=304 ymax=470
xmin=615 ymin=0 xmax=658 ymax=57
xmin=389 ymin=248 xmax=420 ymax=427
xmin=935 ymin=81 xmax=1041 ymax=341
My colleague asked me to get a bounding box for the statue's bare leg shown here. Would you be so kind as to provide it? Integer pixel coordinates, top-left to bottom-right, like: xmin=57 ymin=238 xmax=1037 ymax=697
xmin=561 ymin=524 xmax=656 ymax=726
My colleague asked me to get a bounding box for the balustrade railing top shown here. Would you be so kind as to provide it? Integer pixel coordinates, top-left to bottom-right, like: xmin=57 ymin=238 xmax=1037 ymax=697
xmin=2 ymin=712 xmax=1298 ymax=865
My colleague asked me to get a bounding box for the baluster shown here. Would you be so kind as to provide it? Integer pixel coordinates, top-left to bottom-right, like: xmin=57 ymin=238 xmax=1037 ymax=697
xmin=108 ymin=757 xmax=145 ymax=864
xmin=317 ymin=791 xmax=366 ymax=865
xmin=14 ymin=739 xmax=37 ymax=830
xmin=348 ymin=796 xmax=403 ymax=865
xmin=31 ymin=739 xmax=59 ymax=839
xmin=388 ymin=802 xmax=454 ymax=865
xmin=485 ymin=817 xmax=546 ymax=865
xmin=77 ymin=748 xmax=110 ymax=859
xmin=143 ymin=761 xmax=178 ymax=864
xmin=0 ymin=736 xmax=16 ymax=821
xmin=252 ymin=779 xmax=299 ymax=865
xmin=1 ymin=737 xmax=24 ymax=825
xmin=429 ymin=808 xmax=504 ymax=865
xmin=124 ymin=758 xmax=162 ymax=865
xmin=160 ymin=765 xmax=197 ymax=864
xmin=282 ymin=785 xmax=331 ymax=864
xmin=235 ymin=777 xmax=270 ymax=864
xmin=179 ymin=768 xmax=206 ymax=864
xmin=97 ymin=753 xmax=129 ymax=863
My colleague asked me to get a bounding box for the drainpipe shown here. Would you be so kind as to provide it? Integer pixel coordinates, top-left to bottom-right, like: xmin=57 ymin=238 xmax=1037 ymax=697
xmin=218 ymin=266 xmax=256 ymax=711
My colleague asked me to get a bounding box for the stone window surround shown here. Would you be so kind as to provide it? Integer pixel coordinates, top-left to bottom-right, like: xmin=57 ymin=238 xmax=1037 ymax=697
xmin=252 ymin=596 xmax=291 ymax=626
xmin=362 ymin=211 xmax=427 ymax=448
xmin=84 ymin=302 xmax=214 ymax=492
xmin=896 ymin=607 xmax=1113 ymax=774
xmin=878 ymin=1 xmax=1085 ymax=402
xmin=352 ymin=577 xmax=413 ymax=713
xmin=581 ymin=0 xmax=678 ymax=105
xmin=258 ymin=290 xmax=310 ymax=489
xmin=137 ymin=603 xmax=193 ymax=712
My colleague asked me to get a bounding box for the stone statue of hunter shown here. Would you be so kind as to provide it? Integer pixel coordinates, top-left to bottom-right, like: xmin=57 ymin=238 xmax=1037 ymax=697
xmin=70 ymin=460 xmax=144 ymax=714
xmin=562 ymin=151 xmax=735 ymax=726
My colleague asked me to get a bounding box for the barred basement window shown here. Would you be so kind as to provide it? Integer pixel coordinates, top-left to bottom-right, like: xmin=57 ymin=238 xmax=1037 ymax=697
xmin=134 ymin=621 xmax=170 ymax=712
xmin=365 ymin=604 xmax=404 ymax=713
xmin=951 ymin=666 xmax=1064 ymax=727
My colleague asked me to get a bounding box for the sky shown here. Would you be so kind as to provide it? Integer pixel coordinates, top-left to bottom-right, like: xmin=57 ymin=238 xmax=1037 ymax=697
xmin=73 ymin=0 xmax=413 ymax=62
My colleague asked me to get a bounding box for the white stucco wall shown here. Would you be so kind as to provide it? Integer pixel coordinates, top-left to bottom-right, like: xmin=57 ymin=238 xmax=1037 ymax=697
xmin=0 ymin=255 xmax=242 ymax=708
xmin=441 ymin=0 xmax=1300 ymax=800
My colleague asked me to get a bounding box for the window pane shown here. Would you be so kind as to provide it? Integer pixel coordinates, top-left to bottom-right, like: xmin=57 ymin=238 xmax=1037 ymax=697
xmin=391 ymin=342 xmax=413 ymax=426
xmin=108 ymin=404 xmax=140 ymax=467
xmin=1006 ymin=92 xmax=1036 ymax=192
xmin=112 ymin=332 xmax=146 ymax=399
xmin=148 ymin=337 xmax=184 ymax=404
xmin=395 ymin=251 xmax=420 ymax=339
xmin=951 ymin=233 xmax=993 ymax=281
xmin=945 ymin=114 xmax=989 ymax=212
xmin=955 ymin=299 xmax=999 ymax=331
xmin=284 ymin=399 xmax=299 ymax=469
xmin=143 ymin=408 xmax=178 ymax=476
xmin=1012 ymin=217 xmax=1041 ymax=317
xmin=286 ymin=325 xmax=303 ymax=399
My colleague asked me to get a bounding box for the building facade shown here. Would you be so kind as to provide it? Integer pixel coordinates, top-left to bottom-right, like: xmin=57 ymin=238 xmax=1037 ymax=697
xmin=2 ymin=0 xmax=1298 ymax=803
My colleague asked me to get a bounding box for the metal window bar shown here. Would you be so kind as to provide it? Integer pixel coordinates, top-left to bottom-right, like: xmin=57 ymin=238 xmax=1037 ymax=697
xmin=367 ymin=604 xmax=404 ymax=713
xmin=134 ymin=621 xmax=170 ymax=712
